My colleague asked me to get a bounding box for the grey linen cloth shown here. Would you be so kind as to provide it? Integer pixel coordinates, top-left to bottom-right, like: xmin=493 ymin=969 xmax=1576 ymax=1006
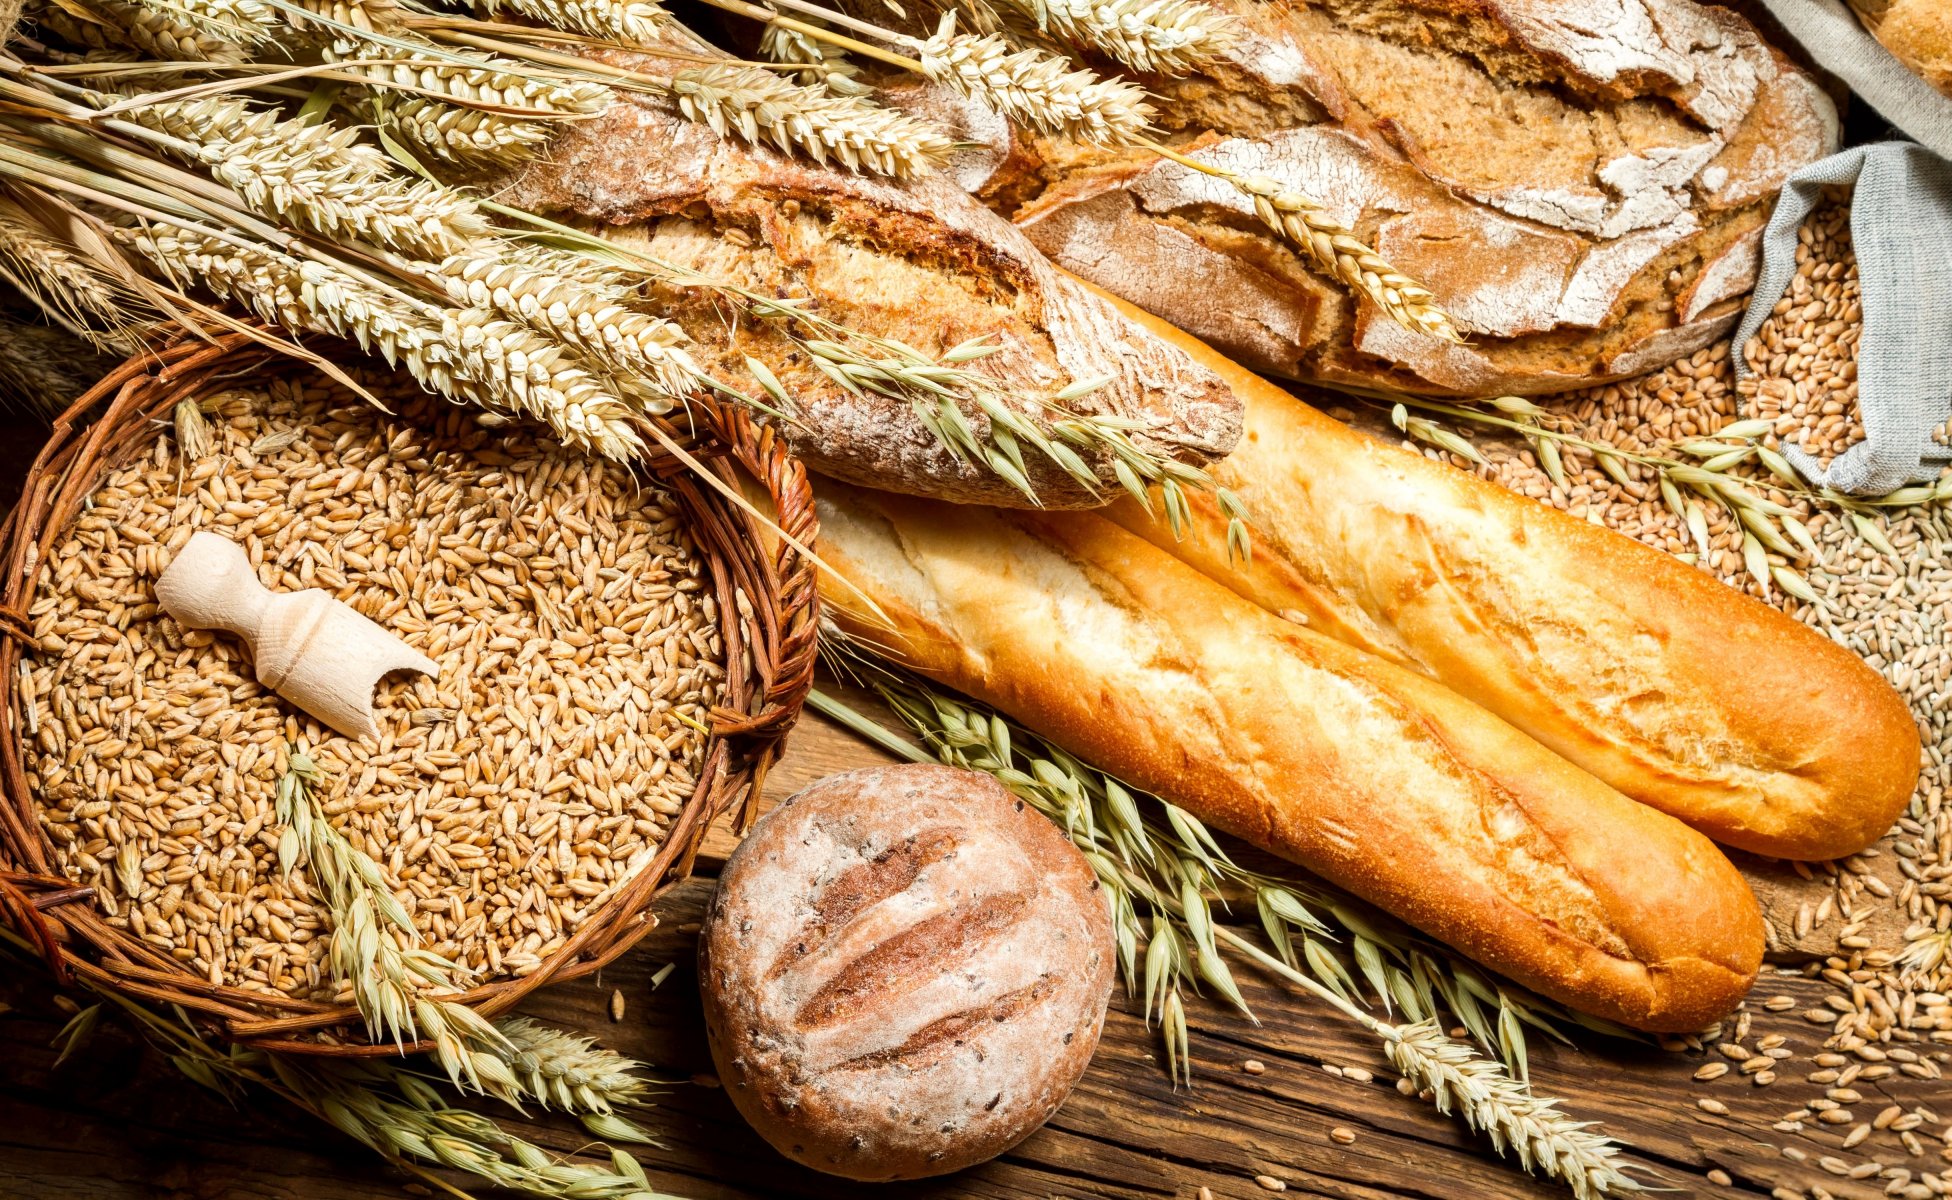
xmin=1730 ymin=143 xmax=1952 ymax=494
xmin=1756 ymin=0 xmax=1952 ymax=159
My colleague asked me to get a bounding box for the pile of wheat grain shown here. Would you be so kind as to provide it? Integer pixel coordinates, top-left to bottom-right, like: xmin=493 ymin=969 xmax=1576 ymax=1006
xmin=22 ymin=375 xmax=722 ymax=1000
xmin=1378 ymin=199 xmax=1952 ymax=1198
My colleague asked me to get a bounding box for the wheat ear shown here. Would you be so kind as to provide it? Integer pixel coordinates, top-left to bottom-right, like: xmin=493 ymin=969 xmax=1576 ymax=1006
xmin=128 ymin=225 xmax=647 ymax=461
xmin=0 ymin=194 xmax=144 ymax=350
xmin=29 ymin=0 xmax=249 ymax=62
xmin=437 ymin=253 xmax=705 ymax=411
xmin=129 ymin=100 xmax=491 ymax=258
xmin=456 ymin=0 xmax=668 ymax=46
xmin=671 ymin=62 xmax=954 ymax=178
xmin=348 ymin=93 xmax=560 ymax=169
xmin=1008 ymin=0 xmax=1236 ymax=74
xmin=917 ymin=13 xmax=1154 ymax=144
xmin=324 ymin=38 xmax=612 ymax=120
xmin=140 ymin=0 xmax=275 ymax=43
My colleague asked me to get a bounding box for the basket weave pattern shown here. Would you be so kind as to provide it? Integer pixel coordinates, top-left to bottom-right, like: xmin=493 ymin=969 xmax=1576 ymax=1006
xmin=0 ymin=334 xmax=818 ymax=1054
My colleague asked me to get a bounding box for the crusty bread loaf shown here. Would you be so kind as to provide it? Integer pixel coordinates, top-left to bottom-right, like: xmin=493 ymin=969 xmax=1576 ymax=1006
xmin=700 ymin=764 xmax=1114 ymax=1180
xmin=969 ymin=0 xmax=1841 ymax=394
xmin=1090 ymin=291 xmax=1921 ymax=862
xmin=497 ymin=37 xmax=1239 ymax=509
xmin=813 ymin=480 xmax=1764 ymax=1032
xmin=1851 ymin=0 xmax=1952 ymax=96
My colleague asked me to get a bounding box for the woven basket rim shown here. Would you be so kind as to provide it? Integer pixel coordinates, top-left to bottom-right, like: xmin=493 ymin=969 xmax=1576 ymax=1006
xmin=0 ymin=333 xmax=819 ymax=1054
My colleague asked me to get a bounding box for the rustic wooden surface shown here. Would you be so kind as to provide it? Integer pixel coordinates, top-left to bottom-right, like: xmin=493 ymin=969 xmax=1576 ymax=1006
xmin=1 ymin=697 xmax=1936 ymax=1200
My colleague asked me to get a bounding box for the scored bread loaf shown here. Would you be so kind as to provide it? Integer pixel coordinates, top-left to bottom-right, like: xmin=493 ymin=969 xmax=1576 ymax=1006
xmin=700 ymin=764 xmax=1114 ymax=1180
xmin=975 ymin=0 xmax=1840 ymax=394
xmin=498 ymin=36 xmax=1239 ymax=509
xmin=814 ymin=478 xmax=1764 ymax=1032
xmin=1092 ymin=292 xmax=1920 ymax=862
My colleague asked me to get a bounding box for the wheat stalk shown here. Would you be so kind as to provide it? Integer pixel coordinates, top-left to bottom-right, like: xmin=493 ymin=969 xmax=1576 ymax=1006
xmin=1008 ymin=0 xmax=1235 ymax=74
xmin=0 ymin=192 xmax=145 ymax=350
xmin=917 ymin=13 xmax=1154 ymax=144
xmin=282 ymin=0 xmax=407 ymax=35
xmin=808 ymin=662 xmax=1646 ymax=1198
xmin=129 ymin=98 xmax=492 ymax=258
xmin=270 ymin=1057 xmax=678 ymax=1199
xmin=670 ymin=62 xmax=954 ymax=178
xmin=274 ymin=750 xmax=522 ymax=1100
xmin=1121 ymin=150 xmax=1463 ymax=343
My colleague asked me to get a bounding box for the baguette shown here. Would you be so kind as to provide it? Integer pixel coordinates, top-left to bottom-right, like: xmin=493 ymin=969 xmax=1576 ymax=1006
xmin=814 ymin=479 xmax=1764 ymax=1032
xmin=1092 ymin=292 xmax=1919 ymax=862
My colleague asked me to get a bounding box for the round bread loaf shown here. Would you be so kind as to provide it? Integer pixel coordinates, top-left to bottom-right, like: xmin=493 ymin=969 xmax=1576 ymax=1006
xmin=698 ymin=763 xmax=1115 ymax=1181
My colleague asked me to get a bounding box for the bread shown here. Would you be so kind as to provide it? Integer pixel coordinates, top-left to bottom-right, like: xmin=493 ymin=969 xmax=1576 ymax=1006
xmin=497 ymin=39 xmax=1240 ymax=508
xmin=1091 ymin=291 xmax=1920 ymax=861
xmin=699 ymin=764 xmax=1114 ymax=1180
xmin=812 ymin=479 xmax=1764 ymax=1032
xmin=963 ymin=0 xmax=1841 ymax=395
xmin=1850 ymin=0 xmax=1952 ymax=96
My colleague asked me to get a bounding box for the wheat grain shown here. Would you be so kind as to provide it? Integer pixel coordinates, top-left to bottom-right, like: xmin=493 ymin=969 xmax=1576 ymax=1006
xmin=671 ymin=62 xmax=953 ymax=178
xmin=436 ymin=253 xmax=704 ymax=412
xmin=1007 ymin=0 xmax=1234 ymax=74
xmin=917 ymin=15 xmax=1154 ymax=144
xmin=29 ymin=376 xmax=720 ymax=997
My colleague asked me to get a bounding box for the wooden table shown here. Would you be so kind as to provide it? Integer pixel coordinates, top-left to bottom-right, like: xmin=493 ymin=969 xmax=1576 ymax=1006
xmin=0 ymin=698 xmax=1935 ymax=1200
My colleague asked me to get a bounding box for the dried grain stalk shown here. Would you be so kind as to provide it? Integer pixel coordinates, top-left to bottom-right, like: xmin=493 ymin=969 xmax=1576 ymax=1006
xmin=1002 ymin=0 xmax=1235 ymax=74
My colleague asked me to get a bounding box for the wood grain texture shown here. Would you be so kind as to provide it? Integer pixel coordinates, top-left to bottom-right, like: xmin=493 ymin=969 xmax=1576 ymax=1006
xmin=0 ymin=709 xmax=1934 ymax=1200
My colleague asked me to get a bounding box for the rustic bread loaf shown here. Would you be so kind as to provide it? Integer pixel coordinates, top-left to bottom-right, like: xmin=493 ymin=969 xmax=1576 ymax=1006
xmin=1092 ymin=291 xmax=1921 ymax=862
xmin=497 ymin=42 xmax=1239 ymax=508
xmin=1850 ymin=0 xmax=1952 ymax=95
xmin=977 ymin=0 xmax=1840 ymax=395
xmin=812 ymin=480 xmax=1765 ymax=1032
xmin=700 ymin=764 xmax=1115 ymax=1180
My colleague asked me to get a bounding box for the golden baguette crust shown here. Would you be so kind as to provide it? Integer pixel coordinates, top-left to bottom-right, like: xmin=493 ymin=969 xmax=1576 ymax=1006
xmin=1092 ymin=292 xmax=1920 ymax=862
xmin=815 ymin=480 xmax=1764 ymax=1032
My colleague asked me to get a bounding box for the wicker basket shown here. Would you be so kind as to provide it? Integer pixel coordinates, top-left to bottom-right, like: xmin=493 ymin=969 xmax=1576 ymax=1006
xmin=0 ymin=333 xmax=819 ymax=1055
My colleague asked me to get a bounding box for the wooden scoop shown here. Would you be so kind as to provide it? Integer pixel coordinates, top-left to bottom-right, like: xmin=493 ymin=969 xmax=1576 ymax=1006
xmin=154 ymin=532 xmax=438 ymax=741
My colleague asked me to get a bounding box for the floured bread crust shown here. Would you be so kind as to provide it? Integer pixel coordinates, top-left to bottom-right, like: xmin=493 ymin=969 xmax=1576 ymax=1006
xmin=1851 ymin=0 xmax=1952 ymax=96
xmin=700 ymin=764 xmax=1115 ymax=1180
xmin=498 ymin=49 xmax=1239 ymax=507
xmin=994 ymin=0 xmax=1840 ymax=394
